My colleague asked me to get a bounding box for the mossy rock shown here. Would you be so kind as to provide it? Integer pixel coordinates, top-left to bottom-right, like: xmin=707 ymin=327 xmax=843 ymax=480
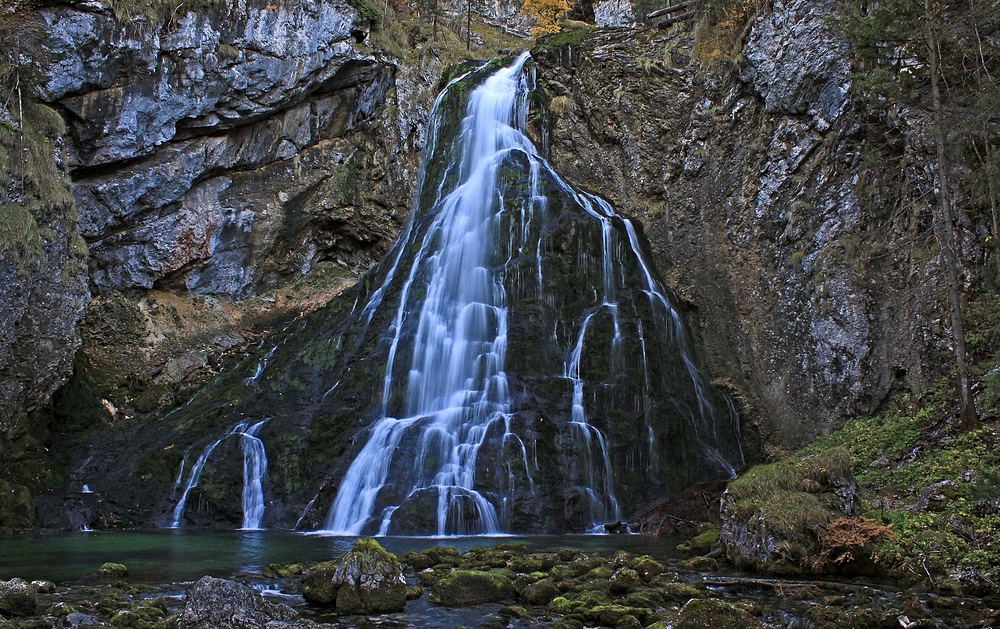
xmin=616 ymin=614 xmax=643 ymax=629
xmin=585 ymin=566 xmax=613 ymax=580
xmin=98 ymin=563 xmax=130 ymax=578
xmin=582 ymin=604 xmax=651 ymax=626
xmin=629 ymin=556 xmax=664 ymax=581
xmin=548 ymin=596 xmax=584 ymax=615
xmin=679 ymin=556 xmax=718 ymax=571
xmin=405 ymin=586 xmax=422 ymax=600
xmin=498 ymin=605 xmax=531 ymax=619
xmin=262 ymin=563 xmax=304 ymax=578
xmin=401 ymin=552 xmax=436 ymax=571
xmin=677 ymin=526 xmax=720 ymax=554
xmin=431 ymin=570 xmax=514 ymax=606
xmin=302 ymin=538 xmax=406 ymax=614
xmin=521 ymin=578 xmax=561 ymax=606
xmin=673 ymin=598 xmax=763 ymax=629
xmin=511 ymin=557 xmax=545 ymax=573
xmin=0 ymin=579 xmax=37 ymax=617
xmin=609 ymin=568 xmax=640 ymax=595
xmin=421 ymin=546 xmax=460 ymax=565
xmin=495 ymin=542 xmax=529 ymax=555
xmin=660 ymin=582 xmax=704 ymax=603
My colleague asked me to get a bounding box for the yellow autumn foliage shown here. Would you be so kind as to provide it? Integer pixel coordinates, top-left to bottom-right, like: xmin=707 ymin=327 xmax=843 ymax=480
xmin=522 ymin=0 xmax=570 ymax=37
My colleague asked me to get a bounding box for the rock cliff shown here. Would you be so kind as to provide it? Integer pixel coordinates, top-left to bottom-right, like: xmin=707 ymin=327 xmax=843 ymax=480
xmin=532 ymin=0 xmax=975 ymax=451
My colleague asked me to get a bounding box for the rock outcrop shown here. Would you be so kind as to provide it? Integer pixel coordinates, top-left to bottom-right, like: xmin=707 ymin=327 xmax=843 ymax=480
xmin=533 ymin=0 xmax=968 ymax=449
xmin=37 ymin=0 xmax=412 ymax=298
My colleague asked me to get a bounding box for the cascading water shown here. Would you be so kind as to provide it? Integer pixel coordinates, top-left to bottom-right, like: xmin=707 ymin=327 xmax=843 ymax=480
xmin=240 ymin=420 xmax=269 ymax=530
xmin=169 ymin=419 xmax=269 ymax=529
xmin=320 ymin=53 xmax=744 ymax=536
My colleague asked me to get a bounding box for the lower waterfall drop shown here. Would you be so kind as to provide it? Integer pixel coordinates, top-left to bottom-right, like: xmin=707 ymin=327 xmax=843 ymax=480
xmin=240 ymin=420 xmax=268 ymax=530
xmin=320 ymin=53 xmax=744 ymax=536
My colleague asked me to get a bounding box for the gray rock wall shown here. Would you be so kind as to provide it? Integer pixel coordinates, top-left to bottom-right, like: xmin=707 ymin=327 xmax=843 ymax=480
xmin=37 ymin=0 xmax=431 ymax=299
xmin=534 ymin=0 xmax=963 ymax=450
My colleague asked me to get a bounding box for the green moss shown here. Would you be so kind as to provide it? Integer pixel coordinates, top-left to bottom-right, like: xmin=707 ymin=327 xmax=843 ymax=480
xmin=432 ymin=570 xmax=514 ymax=606
xmin=531 ymin=26 xmax=596 ymax=52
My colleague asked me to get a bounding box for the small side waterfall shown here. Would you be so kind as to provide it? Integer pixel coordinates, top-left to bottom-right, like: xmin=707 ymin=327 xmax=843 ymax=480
xmin=240 ymin=420 xmax=268 ymax=530
xmin=315 ymin=53 xmax=744 ymax=535
xmin=169 ymin=419 xmax=269 ymax=529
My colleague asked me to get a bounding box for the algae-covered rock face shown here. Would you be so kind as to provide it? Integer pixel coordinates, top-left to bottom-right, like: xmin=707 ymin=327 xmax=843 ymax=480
xmin=302 ymin=538 xmax=406 ymax=614
xmin=430 ymin=570 xmax=514 ymax=606
xmin=0 ymin=578 xmax=37 ymax=617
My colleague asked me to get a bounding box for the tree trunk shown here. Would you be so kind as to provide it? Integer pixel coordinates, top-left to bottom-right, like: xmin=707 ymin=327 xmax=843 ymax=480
xmin=925 ymin=0 xmax=979 ymax=430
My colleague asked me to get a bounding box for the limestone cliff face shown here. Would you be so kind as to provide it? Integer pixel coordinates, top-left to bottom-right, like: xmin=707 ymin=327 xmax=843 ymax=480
xmin=38 ymin=0 xmax=430 ymax=298
xmin=533 ymin=0 xmax=972 ymax=450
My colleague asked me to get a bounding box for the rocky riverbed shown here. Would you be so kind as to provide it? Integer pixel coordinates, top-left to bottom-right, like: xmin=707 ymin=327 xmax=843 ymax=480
xmin=1 ymin=539 xmax=997 ymax=629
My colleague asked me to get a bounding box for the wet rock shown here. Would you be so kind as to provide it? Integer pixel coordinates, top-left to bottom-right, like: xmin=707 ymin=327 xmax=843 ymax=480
xmin=582 ymin=604 xmax=650 ymax=626
xmin=673 ymin=598 xmax=763 ymax=629
xmin=301 ymin=538 xmax=406 ymax=614
xmin=520 ymin=578 xmax=561 ymax=605
xmin=98 ymin=563 xmax=129 ymax=577
xmin=405 ymin=586 xmax=422 ymax=600
xmin=679 ymin=556 xmax=719 ymax=571
xmin=29 ymin=581 xmax=55 ymax=594
xmin=431 ymin=570 xmax=514 ymax=606
xmin=659 ymin=582 xmax=704 ymax=603
xmin=629 ymin=556 xmax=664 ymax=581
xmin=608 ymin=568 xmax=640 ymax=595
xmin=0 ymin=578 xmax=37 ymax=617
xmin=179 ymin=576 xmax=297 ymax=629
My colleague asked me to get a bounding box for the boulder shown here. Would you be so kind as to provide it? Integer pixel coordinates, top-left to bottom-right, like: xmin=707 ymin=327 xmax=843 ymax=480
xmin=178 ymin=576 xmax=298 ymax=629
xmin=0 ymin=578 xmax=37 ymax=617
xmin=98 ymin=563 xmax=129 ymax=577
xmin=302 ymin=538 xmax=406 ymax=614
xmin=673 ymin=598 xmax=764 ymax=629
xmin=431 ymin=570 xmax=514 ymax=606
xmin=520 ymin=578 xmax=560 ymax=605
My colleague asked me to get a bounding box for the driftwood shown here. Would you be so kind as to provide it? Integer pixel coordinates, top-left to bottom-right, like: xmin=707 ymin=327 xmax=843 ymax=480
xmin=657 ymin=10 xmax=694 ymax=27
xmin=646 ymin=0 xmax=697 ymax=19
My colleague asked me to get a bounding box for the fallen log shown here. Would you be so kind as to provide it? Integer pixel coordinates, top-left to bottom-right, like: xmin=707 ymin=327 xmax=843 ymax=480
xmin=657 ymin=10 xmax=694 ymax=27
xmin=646 ymin=0 xmax=696 ymax=19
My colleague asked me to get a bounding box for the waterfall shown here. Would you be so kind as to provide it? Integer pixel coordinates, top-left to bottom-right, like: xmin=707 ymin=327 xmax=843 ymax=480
xmin=240 ymin=420 xmax=269 ymax=530
xmin=169 ymin=419 xmax=269 ymax=529
xmin=321 ymin=53 xmax=743 ymax=535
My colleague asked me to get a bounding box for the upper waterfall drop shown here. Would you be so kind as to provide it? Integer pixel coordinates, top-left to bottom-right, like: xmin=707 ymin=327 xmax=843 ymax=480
xmin=319 ymin=53 xmax=744 ymax=536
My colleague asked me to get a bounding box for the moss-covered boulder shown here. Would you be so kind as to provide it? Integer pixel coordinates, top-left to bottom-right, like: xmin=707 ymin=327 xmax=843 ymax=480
xmin=98 ymin=563 xmax=129 ymax=578
xmin=521 ymin=578 xmax=561 ymax=605
xmin=608 ymin=568 xmax=640 ymax=595
xmin=677 ymin=526 xmax=720 ymax=554
xmin=582 ymin=604 xmax=651 ymax=626
xmin=0 ymin=579 xmax=37 ymax=617
xmin=629 ymin=556 xmax=664 ymax=581
xmin=720 ymin=448 xmax=862 ymax=574
xmin=673 ymin=598 xmax=763 ymax=629
xmin=431 ymin=570 xmax=514 ymax=606
xmin=302 ymin=538 xmax=406 ymax=614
